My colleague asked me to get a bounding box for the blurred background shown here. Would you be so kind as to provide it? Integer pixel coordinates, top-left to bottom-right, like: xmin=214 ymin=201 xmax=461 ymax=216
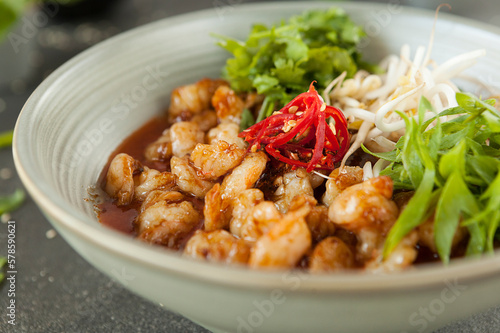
xmin=0 ymin=0 xmax=499 ymax=332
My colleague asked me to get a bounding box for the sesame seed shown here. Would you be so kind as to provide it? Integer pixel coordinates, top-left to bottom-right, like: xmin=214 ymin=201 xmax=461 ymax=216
xmin=329 ymin=123 xmax=337 ymax=135
xmin=283 ymin=120 xmax=296 ymax=133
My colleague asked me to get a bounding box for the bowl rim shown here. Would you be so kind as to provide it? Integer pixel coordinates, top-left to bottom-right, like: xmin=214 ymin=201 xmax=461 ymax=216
xmin=13 ymin=1 xmax=500 ymax=292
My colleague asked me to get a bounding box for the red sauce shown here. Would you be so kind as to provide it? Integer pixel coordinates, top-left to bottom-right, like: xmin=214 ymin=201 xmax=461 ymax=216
xmin=98 ymin=200 xmax=139 ymax=235
xmin=116 ymin=116 xmax=169 ymax=164
xmin=97 ymin=116 xmax=170 ymax=235
xmin=95 ymin=115 xmax=475 ymax=266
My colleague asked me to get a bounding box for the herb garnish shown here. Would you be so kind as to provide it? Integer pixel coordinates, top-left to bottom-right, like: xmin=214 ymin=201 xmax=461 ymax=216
xmin=364 ymin=93 xmax=500 ymax=262
xmin=215 ymin=7 xmax=368 ymax=127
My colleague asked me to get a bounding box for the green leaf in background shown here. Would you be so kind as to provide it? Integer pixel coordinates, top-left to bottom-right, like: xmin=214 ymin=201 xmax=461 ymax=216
xmin=0 ymin=0 xmax=28 ymax=40
xmin=0 ymin=188 xmax=25 ymax=215
xmin=0 ymin=129 xmax=26 ymax=216
xmin=0 ymin=130 xmax=14 ymax=148
xmin=1 ymin=0 xmax=88 ymax=41
xmin=0 ymin=256 xmax=6 ymax=282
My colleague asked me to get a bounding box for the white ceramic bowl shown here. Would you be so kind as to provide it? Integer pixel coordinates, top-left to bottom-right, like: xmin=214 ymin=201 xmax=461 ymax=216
xmin=13 ymin=2 xmax=500 ymax=332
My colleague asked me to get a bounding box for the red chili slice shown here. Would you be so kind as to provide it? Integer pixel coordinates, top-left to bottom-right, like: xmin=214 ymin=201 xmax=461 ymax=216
xmin=239 ymin=82 xmax=350 ymax=172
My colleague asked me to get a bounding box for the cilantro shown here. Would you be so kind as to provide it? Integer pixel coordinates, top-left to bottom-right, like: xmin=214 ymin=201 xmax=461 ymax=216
xmin=368 ymin=94 xmax=500 ymax=262
xmin=215 ymin=7 xmax=367 ymax=127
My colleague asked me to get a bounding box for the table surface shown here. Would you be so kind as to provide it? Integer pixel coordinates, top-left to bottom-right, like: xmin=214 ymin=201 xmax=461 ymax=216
xmin=1 ymin=0 xmax=500 ymax=332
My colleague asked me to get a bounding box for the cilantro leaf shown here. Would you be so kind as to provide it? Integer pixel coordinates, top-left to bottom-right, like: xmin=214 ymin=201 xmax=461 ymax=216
xmin=215 ymin=7 xmax=367 ymax=123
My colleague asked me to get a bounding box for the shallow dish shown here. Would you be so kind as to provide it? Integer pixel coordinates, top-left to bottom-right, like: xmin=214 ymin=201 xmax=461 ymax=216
xmin=13 ymin=2 xmax=500 ymax=332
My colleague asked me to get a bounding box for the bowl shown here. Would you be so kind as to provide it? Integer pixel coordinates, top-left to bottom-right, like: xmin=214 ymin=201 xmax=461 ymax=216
xmin=13 ymin=2 xmax=500 ymax=332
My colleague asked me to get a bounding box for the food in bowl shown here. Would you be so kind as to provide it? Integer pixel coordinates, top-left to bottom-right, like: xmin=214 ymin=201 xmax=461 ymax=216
xmin=96 ymin=7 xmax=500 ymax=273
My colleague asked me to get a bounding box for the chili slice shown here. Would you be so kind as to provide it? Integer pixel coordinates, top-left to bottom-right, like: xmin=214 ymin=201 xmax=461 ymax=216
xmin=239 ymin=82 xmax=350 ymax=172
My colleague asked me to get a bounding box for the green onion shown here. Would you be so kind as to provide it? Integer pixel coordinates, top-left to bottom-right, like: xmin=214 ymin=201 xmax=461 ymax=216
xmin=368 ymin=93 xmax=500 ymax=262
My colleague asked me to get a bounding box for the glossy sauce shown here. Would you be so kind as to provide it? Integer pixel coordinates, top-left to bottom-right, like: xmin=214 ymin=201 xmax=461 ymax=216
xmin=98 ymin=201 xmax=139 ymax=235
xmin=96 ymin=116 xmax=473 ymax=266
xmin=97 ymin=116 xmax=170 ymax=235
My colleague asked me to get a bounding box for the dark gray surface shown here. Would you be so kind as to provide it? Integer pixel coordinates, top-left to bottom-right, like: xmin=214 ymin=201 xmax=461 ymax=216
xmin=0 ymin=0 xmax=499 ymax=332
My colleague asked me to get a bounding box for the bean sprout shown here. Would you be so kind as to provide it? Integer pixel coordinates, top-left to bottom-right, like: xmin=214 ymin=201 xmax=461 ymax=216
xmin=362 ymin=161 xmax=373 ymax=181
xmin=325 ymin=4 xmax=489 ymax=164
xmin=373 ymin=159 xmax=390 ymax=177
xmin=372 ymin=136 xmax=396 ymax=152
